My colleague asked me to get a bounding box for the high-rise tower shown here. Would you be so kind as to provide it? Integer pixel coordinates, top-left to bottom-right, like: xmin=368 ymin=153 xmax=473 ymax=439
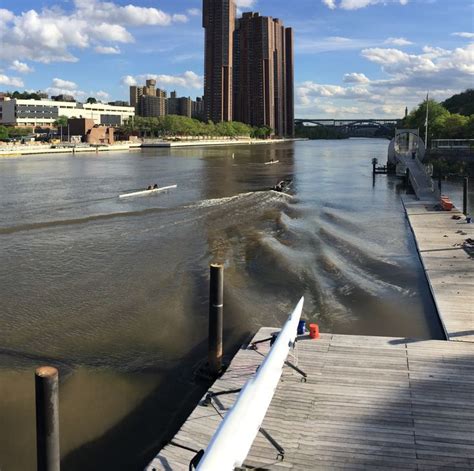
xmin=203 ymin=0 xmax=236 ymax=123
xmin=233 ymin=12 xmax=294 ymax=137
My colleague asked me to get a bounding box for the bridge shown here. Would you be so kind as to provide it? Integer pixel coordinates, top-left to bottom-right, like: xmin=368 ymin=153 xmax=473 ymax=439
xmin=295 ymin=118 xmax=402 ymax=138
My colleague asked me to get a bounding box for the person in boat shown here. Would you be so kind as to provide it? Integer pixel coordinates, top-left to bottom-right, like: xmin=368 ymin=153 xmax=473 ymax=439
xmin=153 ymin=183 xmax=158 ymax=189
xmin=147 ymin=185 xmax=152 ymax=190
xmin=274 ymin=181 xmax=283 ymax=192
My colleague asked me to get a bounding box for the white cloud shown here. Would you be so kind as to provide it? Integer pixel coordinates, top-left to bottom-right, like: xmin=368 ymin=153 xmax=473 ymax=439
xmin=322 ymin=0 xmax=337 ymax=9
xmin=0 ymin=1 xmax=188 ymax=64
xmin=297 ymin=36 xmax=374 ymax=54
xmin=343 ymin=72 xmax=370 ymax=83
xmin=95 ymin=90 xmax=110 ymax=100
xmin=125 ymin=71 xmax=203 ymax=90
xmin=121 ymin=75 xmax=137 ymax=87
xmin=384 ymin=37 xmax=413 ymax=46
xmin=296 ymin=42 xmax=473 ymax=118
xmin=0 ymin=74 xmax=24 ymax=87
xmin=235 ymin=0 xmax=257 ymax=7
xmin=9 ymin=60 xmax=34 ymax=73
xmin=321 ymin=0 xmax=409 ymax=9
xmin=452 ymin=32 xmax=474 ymax=39
xmin=187 ymin=8 xmax=201 ymax=16
xmin=52 ymin=78 xmax=78 ymax=91
xmin=94 ymin=45 xmax=121 ymax=54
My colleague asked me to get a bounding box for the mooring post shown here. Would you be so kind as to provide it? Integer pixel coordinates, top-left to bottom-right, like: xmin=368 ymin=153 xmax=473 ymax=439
xmin=438 ymin=174 xmax=442 ymax=193
xmin=405 ymin=168 xmax=410 ymax=187
xmin=209 ymin=264 xmax=224 ymax=376
xmin=463 ymin=177 xmax=469 ymax=216
xmin=35 ymin=366 xmax=60 ymax=471
xmin=371 ymin=158 xmax=377 ymax=175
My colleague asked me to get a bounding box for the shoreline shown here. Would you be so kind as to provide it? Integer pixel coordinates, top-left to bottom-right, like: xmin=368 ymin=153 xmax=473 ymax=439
xmin=0 ymin=138 xmax=305 ymax=157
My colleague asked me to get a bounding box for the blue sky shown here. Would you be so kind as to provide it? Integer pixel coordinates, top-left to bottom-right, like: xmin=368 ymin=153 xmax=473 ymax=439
xmin=0 ymin=0 xmax=472 ymax=118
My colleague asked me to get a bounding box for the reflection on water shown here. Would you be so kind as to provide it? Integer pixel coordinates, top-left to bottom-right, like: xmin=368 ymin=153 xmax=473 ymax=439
xmin=0 ymin=140 xmax=452 ymax=469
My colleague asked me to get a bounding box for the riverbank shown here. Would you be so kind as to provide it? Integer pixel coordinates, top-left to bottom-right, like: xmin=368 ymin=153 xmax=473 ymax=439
xmin=0 ymin=138 xmax=304 ymax=157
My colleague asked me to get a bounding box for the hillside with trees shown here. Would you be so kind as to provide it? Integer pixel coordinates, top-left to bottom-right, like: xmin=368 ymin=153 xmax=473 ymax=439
xmin=402 ymin=93 xmax=474 ymax=140
xmin=442 ymin=89 xmax=474 ymax=117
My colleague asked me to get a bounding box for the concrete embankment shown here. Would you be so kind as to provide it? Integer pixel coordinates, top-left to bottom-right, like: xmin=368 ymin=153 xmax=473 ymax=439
xmin=0 ymin=143 xmax=142 ymax=157
xmin=141 ymin=137 xmax=304 ymax=148
xmin=0 ymin=138 xmax=303 ymax=157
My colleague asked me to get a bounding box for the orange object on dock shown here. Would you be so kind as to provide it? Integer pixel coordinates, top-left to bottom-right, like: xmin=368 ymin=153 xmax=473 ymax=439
xmin=440 ymin=195 xmax=454 ymax=211
xmin=309 ymin=323 xmax=320 ymax=339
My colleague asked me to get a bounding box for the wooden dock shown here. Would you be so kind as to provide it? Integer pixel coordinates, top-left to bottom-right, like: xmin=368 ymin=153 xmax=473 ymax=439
xmin=147 ymin=328 xmax=474 ymax=470
xmin=403 ymin=196 xmax=474 ymax=343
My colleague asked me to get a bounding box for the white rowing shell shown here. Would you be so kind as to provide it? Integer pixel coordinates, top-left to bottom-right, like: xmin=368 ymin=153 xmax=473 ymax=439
xmin=197 ymin=296 xmax=304 ymax=471
xmin=264 ymin=160 xmax=280 ymax=165
xmin=119 ymin=184 xmax=177 ymax=198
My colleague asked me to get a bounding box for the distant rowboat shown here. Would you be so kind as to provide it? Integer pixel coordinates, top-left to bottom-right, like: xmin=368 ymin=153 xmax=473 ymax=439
xmin=264 ymin=160 xmax=279 ymax=165
xmin=119 ymin=184 xmax=177 ymax=199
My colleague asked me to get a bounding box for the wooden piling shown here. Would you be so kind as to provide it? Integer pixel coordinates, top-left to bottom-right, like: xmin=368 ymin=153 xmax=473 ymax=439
xmin=35 ymin=366 xmax=60 ymax=471
xmin=463 ymin=176 xmax=469 ymax=216
xmin=208 ymin=264 xmax=224 ymax=376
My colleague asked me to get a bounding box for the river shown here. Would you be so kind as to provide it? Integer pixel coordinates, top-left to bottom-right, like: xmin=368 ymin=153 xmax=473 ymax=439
xmin=1 ymin=139 xmax=466 ymax=470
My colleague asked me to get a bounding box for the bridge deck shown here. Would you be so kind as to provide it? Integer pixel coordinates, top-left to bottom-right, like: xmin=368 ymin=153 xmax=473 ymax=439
xmin=147 ymin=329 xmax=474 ymax=470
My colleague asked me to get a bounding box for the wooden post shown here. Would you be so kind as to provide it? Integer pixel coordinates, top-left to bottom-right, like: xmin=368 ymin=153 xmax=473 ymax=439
xmin=209 ymin=264 xmax=224 ymax=376
xmin=406 ymin=168 xmax=410 ymax=187
xmin=463 ymin=177 xmax=469 ymax=216
xmin=35 ymin=366 xmax=60 ymax=471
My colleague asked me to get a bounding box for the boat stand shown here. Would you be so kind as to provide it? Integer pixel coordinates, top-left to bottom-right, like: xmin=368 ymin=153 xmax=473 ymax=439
xmin=250 ymin=334 xmax=308 ymax=381
xmin=201 ymin=388 xmax=242 ymax=407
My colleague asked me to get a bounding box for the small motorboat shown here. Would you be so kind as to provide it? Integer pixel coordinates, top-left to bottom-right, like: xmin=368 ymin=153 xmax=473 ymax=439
xmin=272 ymin=179 xmax=292 ymax=193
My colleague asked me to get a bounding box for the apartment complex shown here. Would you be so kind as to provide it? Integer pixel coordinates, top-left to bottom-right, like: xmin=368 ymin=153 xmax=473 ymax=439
xmin=202 ymin=2 xmax=294 ymax=136
xmin=0 ymin=97 xmax=134 ymax=127
xmin=168 ymin=91 xmax=192 ymax=118
xmin=129 ymin=80 xmax=201 ymax=119
xmin=130 ymin=79 xmax=167 ymax=117
xmin=203 ymin=0 xmax=236 ymax=123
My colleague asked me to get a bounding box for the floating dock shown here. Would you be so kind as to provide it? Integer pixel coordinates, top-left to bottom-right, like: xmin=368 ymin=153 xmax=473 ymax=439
xmin=148 ymin=328 xmax=474 ymax=470
xmin=403 ymin=196 xmax=473 ymax=343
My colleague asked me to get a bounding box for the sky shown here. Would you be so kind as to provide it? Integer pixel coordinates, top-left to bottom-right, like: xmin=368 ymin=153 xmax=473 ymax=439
xmin=0 ymin=0 xmax=473 ymax=118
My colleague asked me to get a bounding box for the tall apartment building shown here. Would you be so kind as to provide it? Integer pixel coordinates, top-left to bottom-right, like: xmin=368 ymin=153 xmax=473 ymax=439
xmin=131 ymin=80 xmax=167 ymax=117
xmin=202 ymin=1 xmax=294 ymax=136
xmin=233 ymin=12 xmax=294 ymax=137
xmin=203 ymin=0 xmax=236 ymax=123
xmin=168 ymin=91 xmax=192 ymax=118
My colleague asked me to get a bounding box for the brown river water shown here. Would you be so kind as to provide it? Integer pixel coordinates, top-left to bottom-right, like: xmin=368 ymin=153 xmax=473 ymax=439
xmin=2 ymin=139 xmax=469 ymax=470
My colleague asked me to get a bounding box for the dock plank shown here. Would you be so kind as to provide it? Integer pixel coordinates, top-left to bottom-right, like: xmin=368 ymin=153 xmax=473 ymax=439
xmin=147 ymin=331 xmax=474 ymax=470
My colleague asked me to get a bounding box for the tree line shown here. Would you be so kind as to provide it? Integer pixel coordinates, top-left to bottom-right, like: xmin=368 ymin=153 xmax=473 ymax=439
xmin=402 ymin=92 xmax=474 ymax=141
xmin=119 ymin=115 xmax=273 ymax=139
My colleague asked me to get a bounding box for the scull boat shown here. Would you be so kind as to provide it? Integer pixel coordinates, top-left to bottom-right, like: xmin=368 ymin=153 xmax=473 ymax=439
xmin=119 ymin=184 xmax=177 ymax=199
xmin=264 ymin=160 xmax=279 ymax=165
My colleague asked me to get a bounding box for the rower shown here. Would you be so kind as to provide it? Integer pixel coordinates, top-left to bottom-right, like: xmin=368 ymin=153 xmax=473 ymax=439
xmin=147 ymin=185 xmax=152 ymax=190
xmin=153 ymin=183 xmax=158 ymax=189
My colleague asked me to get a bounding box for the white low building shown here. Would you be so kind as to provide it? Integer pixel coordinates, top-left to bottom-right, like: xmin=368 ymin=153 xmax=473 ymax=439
xmin=0 ymin=98 xmax=135 ymax=127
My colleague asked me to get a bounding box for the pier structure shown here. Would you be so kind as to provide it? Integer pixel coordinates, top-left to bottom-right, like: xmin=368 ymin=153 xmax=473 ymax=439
xmin=403 ymin=196 xmax=473 ymax=343
xmin=148 ymin=329 xmax=474 ymax=470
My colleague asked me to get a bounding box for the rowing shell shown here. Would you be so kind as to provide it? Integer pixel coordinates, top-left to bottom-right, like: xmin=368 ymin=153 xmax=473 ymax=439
xmin=197 ymin=297 xmax=304 ymax=470
xmin=264 ymin=160 xmax=279 ymax=165
xmin=119 ymin=184 xmax=177 ymax=198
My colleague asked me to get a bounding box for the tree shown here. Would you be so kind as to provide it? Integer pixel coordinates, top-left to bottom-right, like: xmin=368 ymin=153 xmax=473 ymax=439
xmin=442 ymin=89 xmax=474 ymax=116
xmin=86 ymin=97 xmax=97 ymax=104
xmin=53 ymin=115 xmax=68 ymax=128
xmin=405 ymin=99 xmax=450 ymax=143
